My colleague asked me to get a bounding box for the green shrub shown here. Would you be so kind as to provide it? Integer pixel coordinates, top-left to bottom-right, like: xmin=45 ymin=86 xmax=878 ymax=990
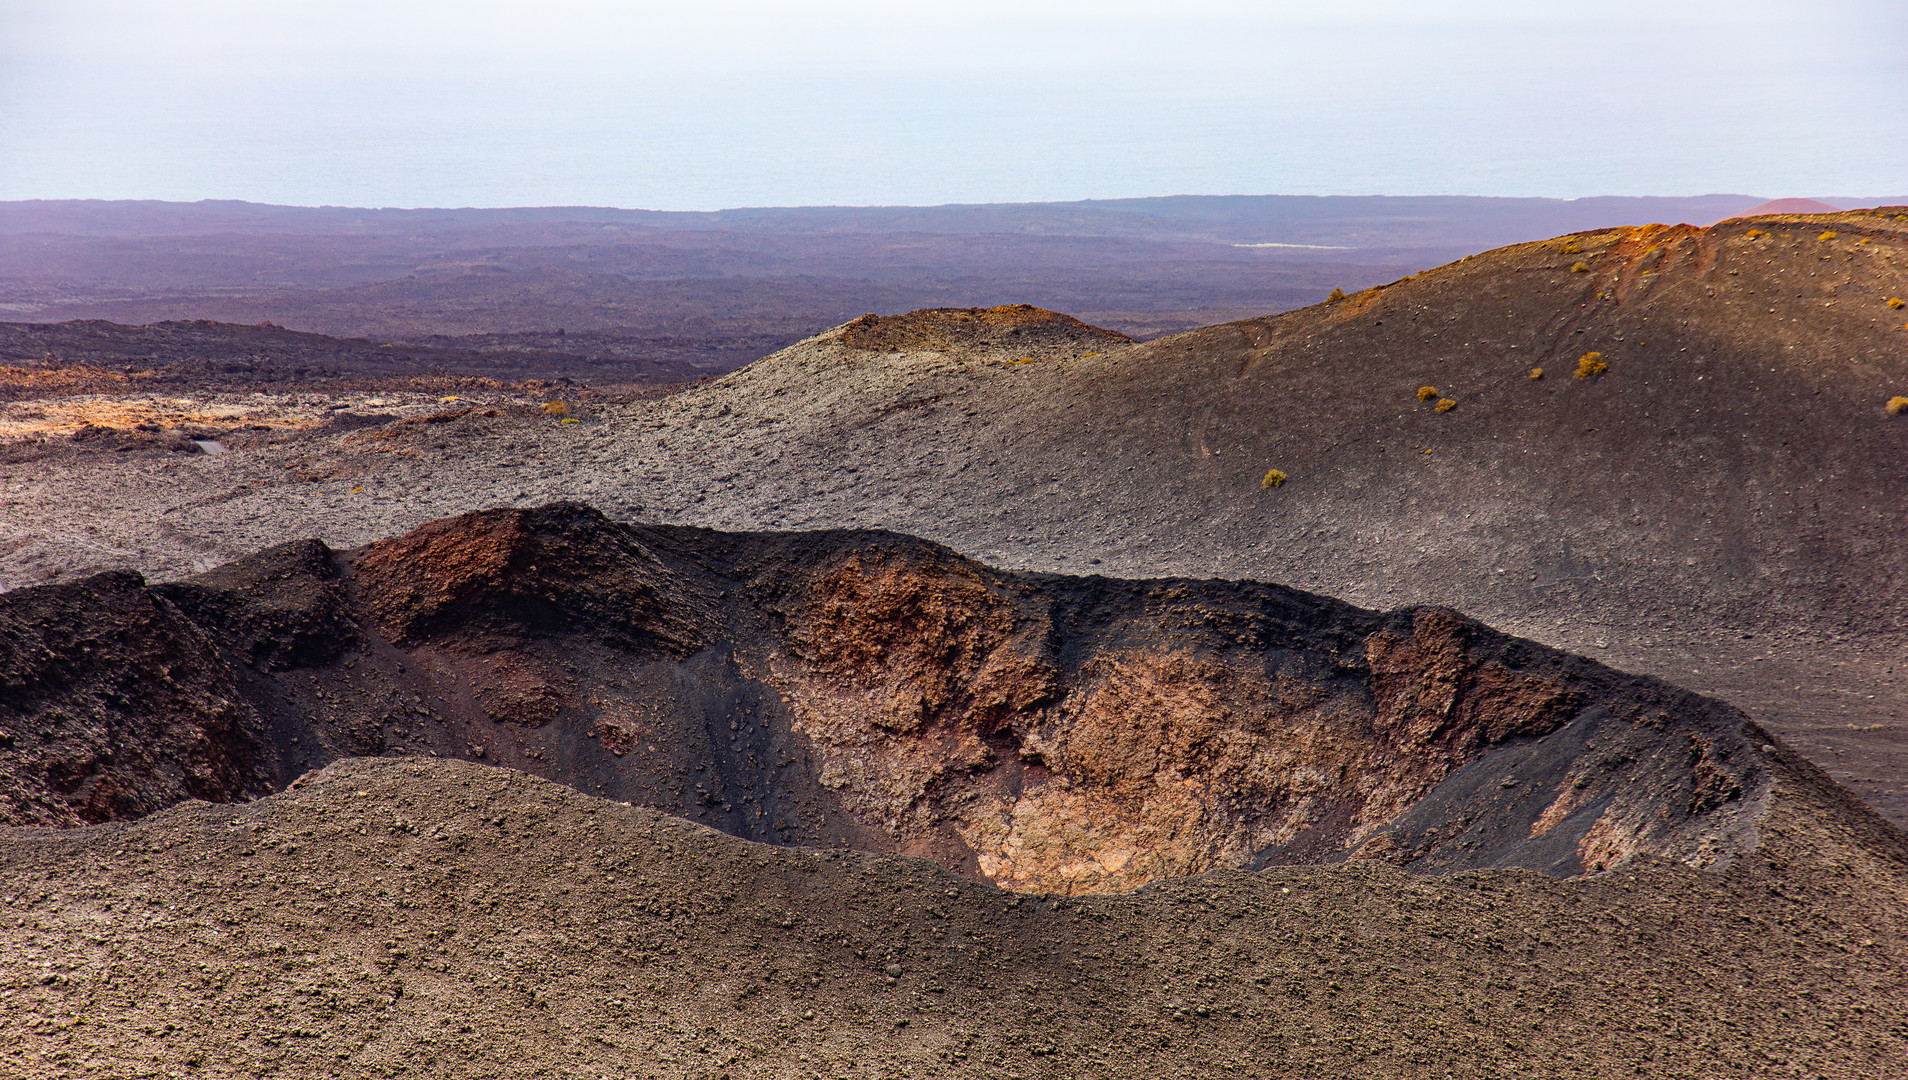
xmin=1570 ymin=261 xmax=1590 ymax=273
xmin=1327 ymin=287 xmax=1347 ymax=303
xmin=1560 ymin=241 xmax=1582 ymax=255
xmin=1434 ymin=398 xmax=1457 ymax=413
xmin=1417 ymin=385 xmax=1440 ymax=402
xmin=1575 ymin=352 xmax=1607 ymax=379
xmin=1818 ymin=230 xmax=1837 ymax=241
xmin=1261 ymin=469 xmax=1288 ymax=489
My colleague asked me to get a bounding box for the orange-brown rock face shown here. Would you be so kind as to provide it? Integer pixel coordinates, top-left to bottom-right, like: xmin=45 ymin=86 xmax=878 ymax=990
xmin=1362 ymin=610 xmax=1578 ymax=824
xmin=353 ymin=506 xmax=536 ymax=643
xmin=351 ymin=504 xmax=710 ymax=654
xmin=0 ymin=503 xmax=1788 ymax=892
xmin=761 ymin=549 xmax=1056 ymax=869
xmin=751 ymin=545 xmax=1753 ymax=893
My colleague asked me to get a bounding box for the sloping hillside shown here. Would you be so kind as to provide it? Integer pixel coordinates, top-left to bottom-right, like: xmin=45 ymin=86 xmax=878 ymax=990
xmin=611 ymin=209 xmax=1908 ymax=821
xmin=3 ymin=211 xmax=1904 ymax=825
xmin=678 ymin=210 xmax=1908 ymax=649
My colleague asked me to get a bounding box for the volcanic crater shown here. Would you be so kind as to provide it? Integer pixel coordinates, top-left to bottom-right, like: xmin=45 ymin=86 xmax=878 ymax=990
xmin=0 ymin=502 xmax=1825 ymax=895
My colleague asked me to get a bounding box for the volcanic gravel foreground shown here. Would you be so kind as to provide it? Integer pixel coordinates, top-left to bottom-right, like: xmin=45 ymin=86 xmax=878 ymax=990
xmin=2 ymin=207 xmax=1908 ymax=1077
xmin=1 ymin=755 xmax=1904 ymax=1080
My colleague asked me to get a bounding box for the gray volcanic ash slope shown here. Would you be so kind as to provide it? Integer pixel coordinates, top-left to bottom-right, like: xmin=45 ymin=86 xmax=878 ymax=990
xmin=548 ymin=210 xmax=1908 ymax=824
xmin=649 ymin=213 xmax=1908 ymax=659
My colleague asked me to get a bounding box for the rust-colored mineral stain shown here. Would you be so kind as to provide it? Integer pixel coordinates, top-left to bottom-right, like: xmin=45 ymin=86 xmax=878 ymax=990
xmin=769 ymin=556 xmax=1601 ymax=894
xmin=355 ymin=508 xmax=533 ymax=642
xmin=782 ymin=550 xmax=1056 ymax=737
xmin=1367 ymin=609 xmax=1574 ymax=755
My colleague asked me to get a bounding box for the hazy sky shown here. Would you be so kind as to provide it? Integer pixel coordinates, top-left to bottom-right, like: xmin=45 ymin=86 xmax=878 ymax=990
xmin=3 ymin=1 xmax=1904 ymax=209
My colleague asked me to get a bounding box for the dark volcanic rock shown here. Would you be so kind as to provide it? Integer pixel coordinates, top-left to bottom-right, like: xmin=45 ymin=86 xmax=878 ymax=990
xmin=0 ymin=503 xmax=1834 ymax=891
xmin=10 ymin=211 xmax=1905 ymax=831
xmin=155 ymin=538 xmax=356 ymax=671
xmin=0 ymin=570 xmax=269 ymax=825
xmin=0 ymin=318 xmax=711 ymax=396
xmin=349 ymin=502 xmax=713 ymax=653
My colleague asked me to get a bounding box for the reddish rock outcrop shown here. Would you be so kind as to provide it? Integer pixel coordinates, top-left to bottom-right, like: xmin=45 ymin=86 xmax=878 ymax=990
xmin=351 ymin=504 xmax=711 ymax=654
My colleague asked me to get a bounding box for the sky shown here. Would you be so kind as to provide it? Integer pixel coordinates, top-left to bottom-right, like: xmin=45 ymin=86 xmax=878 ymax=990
xmin=2 ymin=0 xmax=1904 ymax=210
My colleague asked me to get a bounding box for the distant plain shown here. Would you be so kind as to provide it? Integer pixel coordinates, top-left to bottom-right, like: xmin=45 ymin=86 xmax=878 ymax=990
xmin=1 ymin=193 xmax=1790 ymax=379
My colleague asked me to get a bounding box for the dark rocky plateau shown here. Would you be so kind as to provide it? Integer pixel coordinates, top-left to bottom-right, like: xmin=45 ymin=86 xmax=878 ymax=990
xmin=0 ymin=317 xmax=707 ymax=397
xmin=0 ymin=193 xmax=1780 ymax=372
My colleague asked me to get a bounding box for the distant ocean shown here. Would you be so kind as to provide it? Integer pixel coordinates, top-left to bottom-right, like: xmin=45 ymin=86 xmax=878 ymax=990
xmin=4 ymin=22 xmax=1904 ymax=211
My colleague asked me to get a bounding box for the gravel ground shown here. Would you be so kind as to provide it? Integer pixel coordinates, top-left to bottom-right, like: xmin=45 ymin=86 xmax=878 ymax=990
xmin=1 ymin=755 xmax=1903 ymax=1079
